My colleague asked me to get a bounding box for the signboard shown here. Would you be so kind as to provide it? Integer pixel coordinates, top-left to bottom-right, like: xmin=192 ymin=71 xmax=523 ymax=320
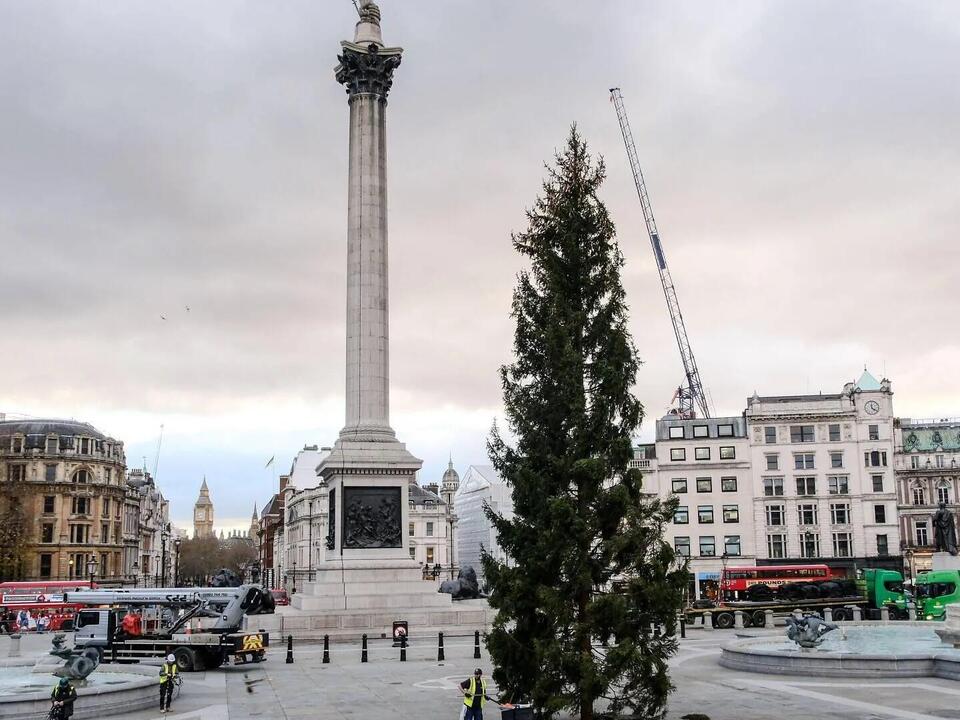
xmin=695 ymin=572 xmax=720 ymax=581
xmin=392 ymin=620 xmax=408 ymax=646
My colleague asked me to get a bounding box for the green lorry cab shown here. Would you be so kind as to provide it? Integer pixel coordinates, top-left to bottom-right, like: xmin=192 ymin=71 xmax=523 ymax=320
xmin=860 ymin=568 xmax=909 ymax=619
xmin=915 ymin=570 xmax=960 ymax=620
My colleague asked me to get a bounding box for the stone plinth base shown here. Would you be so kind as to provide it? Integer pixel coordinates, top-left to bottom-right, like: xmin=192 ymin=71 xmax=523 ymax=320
xmin=932 ymin=552 xmax=960 ymax=572
xmin=247 ymin=598 xmax=493 ymax=641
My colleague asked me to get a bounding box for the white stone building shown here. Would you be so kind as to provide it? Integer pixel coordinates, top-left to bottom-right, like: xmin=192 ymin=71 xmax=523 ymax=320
xmin=745 ymin=370 xmax=901 ymax=574
xmin=647 ymin=415 xmax=755 ymax=600
xmin=895 ymin=418 xmax=960 ymax=577
xmin=124 ymin=468 xmax=171 ymax=586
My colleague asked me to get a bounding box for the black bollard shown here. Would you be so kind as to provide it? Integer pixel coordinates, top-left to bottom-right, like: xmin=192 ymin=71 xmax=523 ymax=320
xmin=400 ymin=632 xmax=407 ymax=662
xmin=680 ymin=617 xmax=686 ymax=639
xmin=473 ymin=630 xmax=481 ymax=660
xmin=437 ymin=632 xmax=445 ymax=662
xmin=361 ymin=634 xmax=368 ymax=663
xmin=322 ymin=634 xmax=330 ymax=664
xmin=285 ymin=634 xmax=294 ymax=664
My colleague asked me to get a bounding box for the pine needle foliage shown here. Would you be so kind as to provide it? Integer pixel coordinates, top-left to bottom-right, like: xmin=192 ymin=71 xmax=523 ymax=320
xmin=483 ymin=127 xmax=687 ymax=720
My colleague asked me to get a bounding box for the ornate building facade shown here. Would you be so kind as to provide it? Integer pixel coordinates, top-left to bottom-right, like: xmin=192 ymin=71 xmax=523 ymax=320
xmin=124 ymin=468 xmax=172 ymax=586
xmin=0 ymin=418 xmax=129 ymax=581
xmin=193 ymin=478 xmax=214 ymax=538
xmin=895 ymin=418 xmax=960 ymax=577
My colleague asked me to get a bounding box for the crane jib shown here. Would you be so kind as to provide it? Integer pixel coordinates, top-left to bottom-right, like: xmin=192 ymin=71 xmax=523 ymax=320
xmin=651 ymin=234 xmax=667 ymax=271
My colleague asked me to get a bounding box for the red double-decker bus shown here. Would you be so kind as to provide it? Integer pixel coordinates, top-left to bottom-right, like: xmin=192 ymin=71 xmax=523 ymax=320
xmin=0 ymin=581 xmax=96 ymax=631
xmin=720 ymin=565 xmax=845 ymax=601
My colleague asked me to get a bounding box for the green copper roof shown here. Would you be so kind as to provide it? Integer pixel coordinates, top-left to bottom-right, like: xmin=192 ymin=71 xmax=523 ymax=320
xmin=903 ymin=426 xmax=960 ymax=453
xmin=857 ymin=368 xmax=881 ymax=391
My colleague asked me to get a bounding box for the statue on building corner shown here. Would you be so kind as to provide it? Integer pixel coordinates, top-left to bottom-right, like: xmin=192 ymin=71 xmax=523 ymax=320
xmin=933 ymin=502 xmax=958 ymax=555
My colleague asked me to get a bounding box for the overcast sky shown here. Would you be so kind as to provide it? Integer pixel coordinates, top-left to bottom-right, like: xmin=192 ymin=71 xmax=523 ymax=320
xmin=2 ymin=1 xmax=958 ymax=530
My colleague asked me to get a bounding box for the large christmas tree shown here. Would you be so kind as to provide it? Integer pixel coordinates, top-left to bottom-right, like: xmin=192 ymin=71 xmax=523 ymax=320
xmin=484 ymin=127 xmax=687 ymax=720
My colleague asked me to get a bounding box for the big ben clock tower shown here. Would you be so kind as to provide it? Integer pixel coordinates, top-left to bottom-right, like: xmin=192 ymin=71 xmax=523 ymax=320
xmin=193 ymin=477 xmax=214 ymax=538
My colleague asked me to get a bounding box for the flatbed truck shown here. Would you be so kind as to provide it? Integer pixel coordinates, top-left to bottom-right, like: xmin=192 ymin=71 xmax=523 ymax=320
xmin=686 ymin=568 xmax=908 ymax=628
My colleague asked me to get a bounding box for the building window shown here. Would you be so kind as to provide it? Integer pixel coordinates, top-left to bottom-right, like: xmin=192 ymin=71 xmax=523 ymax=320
xmin=103 ymin=498 xmax=110 ymax=516
xmin=674 ymin=506 xmax=689 ymax=524
xmin=937 ymin=455 xmax=945 ymax=468
xmin=11 ymin=436 xmax=23 ymax=453
xmin=41 ymin=524 xmax=54 ymax=543
xmin=46 ymin=437 xmax=58 ymax=453
xmin=938 ymin=485 xmax=951 ymax=505
xmin=767 ymin=534 xmax=787 ymax=559
xmin=696 ymin=477 xmax=712 ymax=493
xmin=408 ymin=523 xmax=414 ymax=537
xmin=699 ymin=536 xmax=716 ymax=557
xmin=723 ymin=505 xmax=739 ymax=523
xmin=693 ymin=425 xmax=709 ymax=438
xmin=695 ymin=447 xmax=711 ymax=461
xmin=764 ymin=427 xmax=777 ymax=444
xmin=830 ymin=503 xmax=850 ymax=525
xmin=717 ymin=424 xmax=734 ymax=437
xmin=833 ymin=532 xmax=852 ymax=558
xmin=70 ymin=524 xmax=89 ymax=543
xmin=872 ymin=475 xmax=884 ymax=492
xmin=426 ymin=522 xmax=434 ymax=537
xmin=426 ymin=547 xmax=434 ymax=564
xmin=73 ymin=469 xmax=90 ymax=484
xmin=721 ymin=477 xmax=737 ymax=492
xmin=101 ymin=523 xmax=109 ymax=543
xmin=409 ymin=546 xmax=416 ymax=559
xmin=668 ymin=426 xmax=684 ymax=439
xmin=864 ymin=450 xmax=888 ymax=467
xmin=671 ymin=478 xmax=688 ymax=493
xmin=72 ymin=497 xmax=90 ymax=515
xmin=44 ymin=464 xmax=57 ymax=482
xmin=874 ymin=504 xmax=886 ymax=523
xmin=798 ymin=504 xmax=818 ymax=525
xmin=796 ymin=477 xmax=816 ymax=496
xmin=719 ymin=446 xmax=735 ymax=460
xmin=877 ymin=534 xmax=889 ymax=556
xmin=800 ymin=532 xmax=821 ymax=558
xmin=794 ymin=453 xmax=815 ymax=470
xmin=674 ymin=536 xmax=690 ymax=557
xmin=79 ymin=438 xmax=90 ymax=455
xmin=829 ymin=424 xmax=841 ymax=442
xmin=790 ymin=425 xmax=815 ymax=443
xmin=8 ymin=464 xmax=25 ymax=482
xmin=766 ymin=504 xmax=785 ymax=526
xmin=868 ymin=424 xmax=879 ymax=441
xmin=43 ymin=496 xmax=55 ymax=513
xmin=916 ymin=521 xmax=929 ymax=546
xmin=828 ymin=476 xmax=849 ymax=495
xmin=912 ymin=485 xmax=926 ymax=506
xmin=670 ymin=448 xmax=686 ymax=461
xmin=766 ymin=455 xmax=779 ymax=471
xmin=763 ymin=477 xmax=784 ymax=496
xmin=104 ymin=469 xmax=111 ymax=484
xmin=911 ymin=456 xmax=920 ymax=469
xmin=698 ymin=505 xmax=714 ymax=523
xmin=724 ymin=535 xmax=741 ymax=556
xmin=830 ymin=452 xmax=844 ymax=468
xmin=39 ymin=553 xmax=52 ymax=578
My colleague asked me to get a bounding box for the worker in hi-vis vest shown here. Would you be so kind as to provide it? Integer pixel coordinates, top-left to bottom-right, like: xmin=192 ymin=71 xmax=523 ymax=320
xmin=159 ymin=654 xmax=178 ymax=713
xmin=459 ymin=668 xmax=493 ymax=720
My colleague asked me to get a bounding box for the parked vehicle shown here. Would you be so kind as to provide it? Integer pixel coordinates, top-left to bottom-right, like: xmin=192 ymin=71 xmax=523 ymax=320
xmin=0 ymin=581 xmax=96 ymax=631
xmin=270 ymin=589 xmax=290 ymax=606
xmin=915 ymin=570 xmax=960 ymax=620
xmin=687 ymin=567 xmax=907 ymax=628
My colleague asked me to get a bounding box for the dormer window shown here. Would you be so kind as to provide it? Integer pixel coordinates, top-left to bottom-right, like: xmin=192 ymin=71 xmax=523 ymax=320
xmin=11 ymin=436 xmax=23 ymax=453
xmin=46 ymin=437 xmax=58 ymax=453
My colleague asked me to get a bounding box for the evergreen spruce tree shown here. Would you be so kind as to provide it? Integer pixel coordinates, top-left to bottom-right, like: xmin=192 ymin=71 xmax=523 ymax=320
xmin=484 ymin=127 xmax=687 ymax=720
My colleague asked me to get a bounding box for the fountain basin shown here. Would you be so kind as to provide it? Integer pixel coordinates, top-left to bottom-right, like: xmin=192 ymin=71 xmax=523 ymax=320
xmin=0 ymin=659 xmax=157 ymax=720
xmin=720 ymin=622 xmax=960 ymax=679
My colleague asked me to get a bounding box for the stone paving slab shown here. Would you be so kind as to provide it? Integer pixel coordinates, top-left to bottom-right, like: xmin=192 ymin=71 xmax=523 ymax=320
xmin=6 ymin=631 xmax=960 ymax=719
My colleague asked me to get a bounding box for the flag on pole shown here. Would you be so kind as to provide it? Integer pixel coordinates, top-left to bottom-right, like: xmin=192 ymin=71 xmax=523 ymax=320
xmin=264 ymin=456 xmax=275 ymax=469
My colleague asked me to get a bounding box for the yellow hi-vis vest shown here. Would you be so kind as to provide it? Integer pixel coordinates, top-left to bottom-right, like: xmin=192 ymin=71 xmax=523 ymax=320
xmin=160 ymin=662 xmax=178 ymax=684
xmin=463 ymin=677 xmax=487 ymax=708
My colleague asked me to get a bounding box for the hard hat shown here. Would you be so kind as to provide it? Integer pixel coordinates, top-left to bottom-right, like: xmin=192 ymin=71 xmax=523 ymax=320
xmin=59 ymin=677 xmax=70 ymax=686
xmin=167 ymin=654 xmax=176 ymax=663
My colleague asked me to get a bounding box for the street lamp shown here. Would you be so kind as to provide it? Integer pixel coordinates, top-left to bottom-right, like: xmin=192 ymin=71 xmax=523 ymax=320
xmin=132 ymin=561 xmax=139 ymax=588
xmin=256 ymin=527 xmax=264 ymax=586
xmin=905 ymin=548 xmax=915 ymax=586
xmin=86 ymin=557 xmax=98 ymax=588
xmin=174 ymin=538 xmax=182 ymax=587
xmin=292 ymin=557 xmax=297 ymax=594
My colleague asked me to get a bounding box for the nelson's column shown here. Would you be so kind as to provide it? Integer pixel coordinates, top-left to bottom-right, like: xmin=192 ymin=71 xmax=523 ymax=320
xmin=291 ymin=1 xmax=455 ymax=622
